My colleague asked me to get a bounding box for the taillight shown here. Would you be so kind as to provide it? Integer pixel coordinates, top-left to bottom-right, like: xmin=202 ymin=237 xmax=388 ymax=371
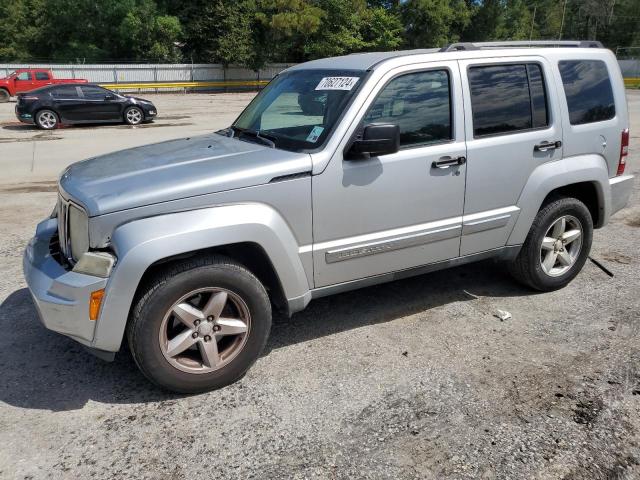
xmin=617 ymin=128 xmax=629 ymax=176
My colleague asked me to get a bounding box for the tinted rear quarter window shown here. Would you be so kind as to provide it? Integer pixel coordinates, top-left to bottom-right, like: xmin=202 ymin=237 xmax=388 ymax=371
xmin=468 ymin=63 xmax=548 ymax=137
xmin=558 ymin=60 xmax=615 ymax=125
xmin=35 ymin=72 xmax=50 ymax=80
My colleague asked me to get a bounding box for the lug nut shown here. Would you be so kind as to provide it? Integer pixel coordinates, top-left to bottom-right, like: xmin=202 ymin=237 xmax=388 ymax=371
xmin=204 ymin=335 xmax=211 ymax=342
xmin=194 ymin=319 xmax=200 ymax=326
xmin=207 ymin=316 xmax=214 ymax=322
xmin=192 ymin=332 xmax=198 ymax=338
xmin=213 ymin=325 xmax=221 ymax=332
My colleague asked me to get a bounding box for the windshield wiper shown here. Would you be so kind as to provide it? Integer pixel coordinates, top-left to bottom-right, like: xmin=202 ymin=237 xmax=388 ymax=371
xmin=230 ymin=126 xmax=276 ymax=148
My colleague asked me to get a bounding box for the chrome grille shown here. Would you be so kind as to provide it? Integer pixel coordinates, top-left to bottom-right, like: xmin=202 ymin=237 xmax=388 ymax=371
xmin=57 ymin=195 xmax=71 ymax=261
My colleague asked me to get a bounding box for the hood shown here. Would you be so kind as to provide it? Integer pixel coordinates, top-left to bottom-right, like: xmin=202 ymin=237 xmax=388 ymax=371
xmin=59 ymin=133 xmax=312 ymax=216
xmin=129 ymin=96 xmax=152 ymax=103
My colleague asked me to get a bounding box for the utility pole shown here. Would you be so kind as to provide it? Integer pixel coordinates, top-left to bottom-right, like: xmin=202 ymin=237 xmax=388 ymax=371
xmin=559 ymin=0 xmax=568 ymax=40
xmin=529 ymin=6 xmax=537 ymax=41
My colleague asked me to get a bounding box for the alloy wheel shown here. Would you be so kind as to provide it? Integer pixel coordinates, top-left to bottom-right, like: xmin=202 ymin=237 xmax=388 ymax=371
xmin=158 ymin=288 xmax=251 ymax=374
xmin=38 ymin=111 xmax=57 ymax=129
xmin=126 ymin=108 xmax=142 ymax=125
xmin=539 ymin=215 xmax=583 ymax=277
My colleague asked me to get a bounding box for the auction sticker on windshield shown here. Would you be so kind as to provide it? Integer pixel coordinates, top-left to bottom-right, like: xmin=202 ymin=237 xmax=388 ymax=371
xmin=306 ymin=126 xmax=325 ymax=143
xmin=316 ymin=77 xmax=359 ymax=91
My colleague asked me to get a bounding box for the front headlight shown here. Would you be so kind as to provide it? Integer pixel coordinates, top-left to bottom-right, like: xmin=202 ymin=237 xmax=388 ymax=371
xmin=68 ymin=204 xmax=89 ymax=262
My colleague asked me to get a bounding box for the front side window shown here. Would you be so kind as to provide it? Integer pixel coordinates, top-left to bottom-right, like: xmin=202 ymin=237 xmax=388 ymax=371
xmin=16 ymin=72 xmax=31 ymax=81
xmin=35 ymin=72 xmax=50 ymax=81
xmin=232 ymin=69 xmax=366 ymax=152
xmin=363 ymin=70 xmax=452 ymax=148
xmin=558 ymin=60 xmax=615 ymax=125
xmin=468 ymin=63 xmax=549 ymax=137
xmin=81 ymin=85 xmax=109 ymax=99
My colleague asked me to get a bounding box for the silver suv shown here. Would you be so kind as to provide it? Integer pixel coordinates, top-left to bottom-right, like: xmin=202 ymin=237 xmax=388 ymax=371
xmin=24 ymin=41 xmax=634 ymax=393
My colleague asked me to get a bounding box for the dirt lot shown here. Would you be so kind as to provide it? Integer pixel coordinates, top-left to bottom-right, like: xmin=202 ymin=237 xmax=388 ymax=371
xmin=0 ymin=92 xmax=639 ymax=480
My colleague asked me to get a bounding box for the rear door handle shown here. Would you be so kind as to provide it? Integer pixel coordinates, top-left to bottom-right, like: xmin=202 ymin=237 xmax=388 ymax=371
xmin=432 ymin=156 xmax=466 ymax=169
xmin=534 ymin=140 xmax=562 ymax=152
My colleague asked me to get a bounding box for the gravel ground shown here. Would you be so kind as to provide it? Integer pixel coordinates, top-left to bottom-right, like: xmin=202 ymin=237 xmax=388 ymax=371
xmin=0 ymin=92 xmax=639 ymax=480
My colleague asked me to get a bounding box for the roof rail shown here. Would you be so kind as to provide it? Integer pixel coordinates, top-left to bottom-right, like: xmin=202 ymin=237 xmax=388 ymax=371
xmin=440 ymin=40 xmax=603 ymax=52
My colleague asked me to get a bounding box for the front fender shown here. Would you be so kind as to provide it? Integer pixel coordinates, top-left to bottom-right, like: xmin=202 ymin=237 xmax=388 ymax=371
xmin=91 ymin=203 xmax=310 ymax=352
xmin=507 ymin=155 xmax=610 ymax=246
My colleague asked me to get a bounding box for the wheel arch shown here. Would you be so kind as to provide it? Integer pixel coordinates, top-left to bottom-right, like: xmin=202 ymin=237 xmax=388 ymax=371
xmin=507 ymin=154 xmax=610 ymax=246
xmin=92 ymin=203 xmax=311 ymax=352
xmin=137 ymin=242 xmax=288 ymax=315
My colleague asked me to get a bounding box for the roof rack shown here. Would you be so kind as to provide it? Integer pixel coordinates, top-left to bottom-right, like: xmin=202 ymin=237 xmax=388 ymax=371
xmin=440 ymin=40 xmax=603 ymax=52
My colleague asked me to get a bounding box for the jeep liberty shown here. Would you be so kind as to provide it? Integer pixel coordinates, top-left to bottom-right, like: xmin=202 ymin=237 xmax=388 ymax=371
xmin=23 ymin=41 xmax=634 ymax=393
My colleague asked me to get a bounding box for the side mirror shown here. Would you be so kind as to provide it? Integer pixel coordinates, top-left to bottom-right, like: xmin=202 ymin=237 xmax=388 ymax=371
xmin=347 ymin=124 xmax=400 ymax=158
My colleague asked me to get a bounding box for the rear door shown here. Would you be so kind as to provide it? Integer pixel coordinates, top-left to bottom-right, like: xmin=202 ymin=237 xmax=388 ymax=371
xmin=33 ymin=71 xmax=53 ymax=89
xmin=51 ymin=85 xmax=84 ymax=121
xmin=458 ymin=56 xmax=563 ymax=255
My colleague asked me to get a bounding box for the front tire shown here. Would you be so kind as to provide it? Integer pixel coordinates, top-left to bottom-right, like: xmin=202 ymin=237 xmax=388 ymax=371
xmin=508 ymin=197 xmax=593 ymax=291
xmin=35 ymin=109 xmax=59 ymax=130
xmin=127 ymin=256 xmax=272 ymax=393
xmin=124 ymin=106 xmax=143 ymax=125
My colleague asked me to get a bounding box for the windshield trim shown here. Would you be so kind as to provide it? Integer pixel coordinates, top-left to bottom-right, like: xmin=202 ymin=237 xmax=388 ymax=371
xmin=230 ymin=68 xmax=371 ymax=154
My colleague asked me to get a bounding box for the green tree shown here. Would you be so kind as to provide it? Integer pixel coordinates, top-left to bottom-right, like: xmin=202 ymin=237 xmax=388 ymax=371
xmin=402 ymin=0 xmax=472 ymax=48
xmin=0 ymin=0 xmax=41 ymax=61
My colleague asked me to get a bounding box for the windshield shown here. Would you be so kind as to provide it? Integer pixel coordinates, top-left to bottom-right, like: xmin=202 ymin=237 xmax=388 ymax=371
xmin=231 ymin=69 xmax=367 ymax=152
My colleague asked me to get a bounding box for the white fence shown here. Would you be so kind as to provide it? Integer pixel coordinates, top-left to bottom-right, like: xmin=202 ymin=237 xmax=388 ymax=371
xmin=1 ymin=59 xmax=636 ymax=86
xmin=619 ymin=59 xmax=640 ymax=78
xmin=0 ymin=63 xmax=293 ymax=91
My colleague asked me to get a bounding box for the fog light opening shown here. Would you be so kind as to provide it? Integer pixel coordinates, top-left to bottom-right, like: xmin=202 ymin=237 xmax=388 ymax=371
xmin=89 ymin=289 xmax=105 ymax=321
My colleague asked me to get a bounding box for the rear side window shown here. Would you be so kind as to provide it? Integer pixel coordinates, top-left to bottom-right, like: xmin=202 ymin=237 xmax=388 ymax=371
xmin=468 ymin=63 xmax=548 ymax=137
xmin=52 ymin=86 xmax=80 ymax=99
xmin=35 ymin=72 xmax=50 ymax=81
xmin=558 ymin=60 xmax=615 ymax=125
xmin=363 ymin=69 xmax=452 ymax=147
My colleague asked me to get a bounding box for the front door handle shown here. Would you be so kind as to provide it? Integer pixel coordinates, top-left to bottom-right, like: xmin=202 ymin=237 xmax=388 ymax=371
xmin=432 ymin=156 xmax=466 ymax=169
xmin=534 ymin=140 xmax=562 ymax=152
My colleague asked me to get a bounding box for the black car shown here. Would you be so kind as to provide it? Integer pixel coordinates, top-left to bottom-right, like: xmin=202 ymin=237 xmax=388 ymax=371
xmin=15 ymin=84 xmax=157 ymax=129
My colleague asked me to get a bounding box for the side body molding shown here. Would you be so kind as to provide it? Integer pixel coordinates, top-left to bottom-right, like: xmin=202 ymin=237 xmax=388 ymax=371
xmin=507 ymin=154 xmax=611 ymax=246
xmin=91 ymin=203 xmax=311 ymax=352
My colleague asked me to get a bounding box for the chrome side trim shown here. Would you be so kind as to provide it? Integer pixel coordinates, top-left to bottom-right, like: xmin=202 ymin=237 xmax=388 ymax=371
xmin=325 ymin=224 xmax=461 ymax=263
xmin=311 ymin=245 xmax=522 ymax=300
xmin=462 ymin=206 xmax=520 ymax=235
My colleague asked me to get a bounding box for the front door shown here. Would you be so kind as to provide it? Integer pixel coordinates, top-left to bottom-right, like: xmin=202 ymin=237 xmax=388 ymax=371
xmin=78 ymin=85 xmax=123 ymax=121
xmin=312 ymin=61 xmax=467 ymax=288
xmin=13 ymin=71 xmax=34 ymax=93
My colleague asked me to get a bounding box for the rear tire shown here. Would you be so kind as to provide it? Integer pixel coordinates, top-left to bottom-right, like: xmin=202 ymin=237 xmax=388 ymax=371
xmin=0 ymin=89 xmax=9 ymax=103
xmin=124 ymin=106 xmax=143 ymax=125
xmin=35 ymin=109 xmax=59 ymax=130
xmin=127 ymin=256 xmax=272 ymax=393
xmin=508 ymin=197 xmax=593 ymax=291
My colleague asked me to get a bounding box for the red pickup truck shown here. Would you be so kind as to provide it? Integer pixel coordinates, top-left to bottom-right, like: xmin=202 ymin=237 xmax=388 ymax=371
xmin=0 ymin=68 xmax=88 ymax=102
